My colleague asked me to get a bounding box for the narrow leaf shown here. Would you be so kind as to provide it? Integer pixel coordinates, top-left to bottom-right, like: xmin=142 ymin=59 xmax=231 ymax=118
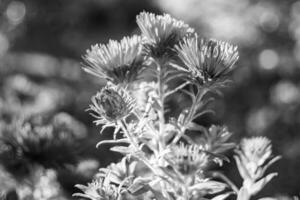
xmin=249 ymin=173 xmax=278 ymax=195
xmin=96 ymin=138 xmax=130 ymax=148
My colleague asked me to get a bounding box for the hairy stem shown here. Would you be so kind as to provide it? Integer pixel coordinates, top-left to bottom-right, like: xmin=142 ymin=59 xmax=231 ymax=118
xmin=118 ymin=120 xmax=161 ymax=176
xmin=172 ymin=86 xmax=208 ymax=144
xmin=155 ymin=59 xmax=166 ymax=150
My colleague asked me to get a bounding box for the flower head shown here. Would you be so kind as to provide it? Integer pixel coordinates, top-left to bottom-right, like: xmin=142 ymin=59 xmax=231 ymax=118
xmin=88 ymin=84 xmax=135 ymax=125
xmin=199 ymin=125 xmax=235 ymax=154
xmin=234 ymin=137 xmax=281 ymax=195
xmin=0 ymin=116 xmax=78 ymax=175
xmin=168 ymin=143 xmax=208 ymax=175
xmin=97 ymin=157 xmax=137 ymax=186
xmin=201 ymin=39 xmax=239 ymax=80
xmin=240 ymin=137 xmax=272 ymax=167
xmin=83 ymin=35 xmax=144 ymax=85
xmin=136 ymin=12 xmax=194 ymax=58
xmin=176 ymin=36 xmax=239 ymax=85
xmin=235 ymin=136 xmax=279 ymax=182
xmin=74 ymin=177 xmax=118 ymax=200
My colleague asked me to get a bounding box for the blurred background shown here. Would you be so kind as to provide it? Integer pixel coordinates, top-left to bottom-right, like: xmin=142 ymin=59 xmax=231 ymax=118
xmin=0 ymin=0 xmax=299 ymax=199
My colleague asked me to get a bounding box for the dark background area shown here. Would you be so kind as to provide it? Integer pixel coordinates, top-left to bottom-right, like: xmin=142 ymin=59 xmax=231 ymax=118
xmin=0 ymin=0 xmax=299 ymax=199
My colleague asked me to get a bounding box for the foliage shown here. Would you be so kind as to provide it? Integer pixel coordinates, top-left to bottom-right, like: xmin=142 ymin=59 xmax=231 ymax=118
xmin=75 ymin=12 xmax=281 ymax=200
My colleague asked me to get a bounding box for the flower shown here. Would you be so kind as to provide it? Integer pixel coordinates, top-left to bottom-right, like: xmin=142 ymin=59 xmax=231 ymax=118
xmin=201 ymin=39 xmax=239 ymax=80
xmin=97 ymin=157 xmax=137 ymax=186
xmin=240 ymin=137 xmax=272 ymax=168
xmin=199 ymin=125 xmax=235 ymax=154
xmin=83 ymin=35 xmax=145 ymax=85
xmin=235 ymin=136 xmax=280 ymax=181
xmin=136 ymin=12 xmax=194 ymax=58
xmin=175 ymin=36 xmax=239 ymax=85
xmin=234 ymin=137 xmax=281 ymax=195
xmin=167 ymin=143 xmax=208 ymax=175
xmin=88 ymin=84 xmax=135 ymax=126
xmin=0 ymin=116 xmax=78 ymax=174
xmin=74 ymin=177 xmax=118 ymax=200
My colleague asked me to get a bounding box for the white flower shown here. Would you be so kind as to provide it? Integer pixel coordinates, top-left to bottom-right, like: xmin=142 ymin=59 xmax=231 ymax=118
xmin=201 ymin=39 xmax=239 ymax=80
xmin=241 ymin=137 xmax=272 ymax=167
xmin=74 ymin=178 xmax=118 ymax=200
xmin=136 ymin=12 xmax=194 ymax=58
xmin=168 ymin=143 xmax=208 ymax=175
xmin=175 ymin=36 xmax=239 ymax=84
xmin=235 ymin=136 xmax=280 ymax=181
xmin=83 ymin=35 xmax=144 ymax=84
xmin=199 ymin=125 xmax=235 ymax=155
xmin=234 ymin=137 xmax=281 ymax=195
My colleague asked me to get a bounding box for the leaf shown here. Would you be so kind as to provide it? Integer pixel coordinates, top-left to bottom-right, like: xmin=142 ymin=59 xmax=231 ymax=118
xmin=234 ymin=155 xmax=251 ymax=181
xmin=165 ymin=81 xmax=190 ymax=98
xmin=110 ymin=145 xmax=134 ymax=155
xmin=249 ymin=173 xmax=278 ymax=195
xmin=189 ymin=180 xmax=227 ymax=194
xmin=186 ymin=122 xmax=207 ymax=132
xmin=96 ymin=138 xmax=130 ymax=148
xmin=213 ymin=143 xmax=236 ymax=154
xmin=261 ymin=156 xmax=281 ymax=175
xmin=127 ymin=177 xmax=152 ymax=195
xmin=212 ymin=192 xmax=233 ymax=200
xmin=158 ymin=166 xmax=185 ymax=184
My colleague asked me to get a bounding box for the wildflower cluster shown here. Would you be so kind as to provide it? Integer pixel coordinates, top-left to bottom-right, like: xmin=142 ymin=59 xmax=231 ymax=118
xmin=77 ymin=11 xmax=281 ymax=200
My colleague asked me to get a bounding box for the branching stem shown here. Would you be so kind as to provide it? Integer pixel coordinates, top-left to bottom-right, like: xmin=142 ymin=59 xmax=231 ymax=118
xmin=172 ymin=86 xmax=208 ymax=144
xmin=118 ymin=120 xmax=161 ymax=177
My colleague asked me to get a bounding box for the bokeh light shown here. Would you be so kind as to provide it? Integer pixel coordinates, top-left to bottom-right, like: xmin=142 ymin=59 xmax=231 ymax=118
xmin=258 ymin=49 xmax=279 ymax=70
xmin=5 ymin=1 xmax=26 ymax=25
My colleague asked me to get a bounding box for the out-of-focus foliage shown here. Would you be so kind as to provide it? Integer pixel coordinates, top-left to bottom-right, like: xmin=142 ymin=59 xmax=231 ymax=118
xmin=0 ymin=0 xmax=299 ymax=199
xmin=0 ymin=1 xmax=158 ymax=199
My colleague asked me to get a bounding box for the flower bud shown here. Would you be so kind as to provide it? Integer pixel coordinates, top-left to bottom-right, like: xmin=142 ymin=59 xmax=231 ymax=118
xmin=89 ymin=84 xmax=135 ymax=124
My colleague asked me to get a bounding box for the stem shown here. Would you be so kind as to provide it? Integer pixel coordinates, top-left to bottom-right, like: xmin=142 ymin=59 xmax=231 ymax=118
xmin=183 ymin=185 xmax=189 ymax=200
xmin=172 ymin=86 xmax=208 ymax=144
xmin=133 ymin=110 xmax=159 ymax=156
xmin=155 ymin=59 xmax=166 ymax=150
xmin=184 ymin=86 xmax=208 ymax=128
xmin=118 ymin=120 xmax=160 ymax=176
xmin=133 ymin=110 xmax=158 ymax=137
xmin=119 ymin=120 xmax=139 ymax=150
